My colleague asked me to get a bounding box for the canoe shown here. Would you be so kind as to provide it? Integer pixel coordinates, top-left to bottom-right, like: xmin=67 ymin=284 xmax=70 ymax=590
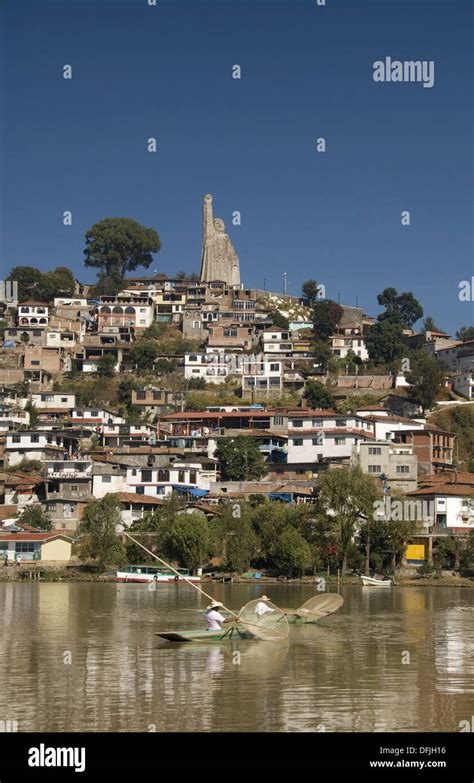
xmin=155 ymin=626 xmax=253 ymax=643
xmin=360 ymin=575 xmax=392 ymax=587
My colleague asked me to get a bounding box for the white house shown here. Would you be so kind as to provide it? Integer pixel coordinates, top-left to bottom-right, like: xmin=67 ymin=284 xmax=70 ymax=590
xmin=123 ymin=462 xmax=210 ymax=498
xmin=407 ymin=485 xmax=474 ymax=531
xmin=17 ymin=302 xmax=49 ymax=327
xmin=329 ymin=334 xmax=368 ymax=361
xmin=71 ymin=407 xmax=124 ymax=425
xmin=452 ymin=371 xmax=474 ymax=400
xmin=31 ymin=393 xmax=76 ymax=410
xmin=287 ymin=409 xmax=375 ymax=464
xmin=262 ymin=329 xmax=293 ymax=354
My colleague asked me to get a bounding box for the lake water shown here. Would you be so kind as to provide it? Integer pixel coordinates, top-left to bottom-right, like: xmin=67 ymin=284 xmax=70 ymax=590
xmin=1 ymin=582 xmax=473 ymax=732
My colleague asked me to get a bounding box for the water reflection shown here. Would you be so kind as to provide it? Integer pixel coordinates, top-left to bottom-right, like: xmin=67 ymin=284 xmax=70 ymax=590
xmin=0 ymin=583 xmax=472 ymax=732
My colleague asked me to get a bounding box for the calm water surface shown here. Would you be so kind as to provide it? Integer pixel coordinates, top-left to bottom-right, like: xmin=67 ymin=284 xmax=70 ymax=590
xmin=1 ymin=583 xmax=473 ymax=732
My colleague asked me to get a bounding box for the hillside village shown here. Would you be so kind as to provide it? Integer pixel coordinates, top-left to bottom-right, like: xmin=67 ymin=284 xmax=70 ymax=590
xmin=0 ymin=198 xmax=473 ymax=579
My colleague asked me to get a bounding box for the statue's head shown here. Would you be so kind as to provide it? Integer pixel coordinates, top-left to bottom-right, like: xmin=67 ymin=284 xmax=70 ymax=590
xmin=204 ymin=194 xmax=212 ymax=203
xmin=213 ymin=218 xmax=225 ymax=233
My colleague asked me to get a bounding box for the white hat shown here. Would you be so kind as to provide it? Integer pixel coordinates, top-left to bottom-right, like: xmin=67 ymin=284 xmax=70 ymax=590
xmin=206 ymin=600 xmax=224 ymax=610
xmin=260 ymin=595 xmax=270 ymax=601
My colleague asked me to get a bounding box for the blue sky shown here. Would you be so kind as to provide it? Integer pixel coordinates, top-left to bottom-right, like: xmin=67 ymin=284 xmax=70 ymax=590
xmin=0 ymin=0 xmax=472 ymax=334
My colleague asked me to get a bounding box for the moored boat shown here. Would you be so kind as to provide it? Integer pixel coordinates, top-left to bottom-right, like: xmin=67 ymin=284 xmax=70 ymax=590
xmin=116 ymin=565 xmax=201 ymax=583
xmin=360 ymin=575 xmax=392 ymax=587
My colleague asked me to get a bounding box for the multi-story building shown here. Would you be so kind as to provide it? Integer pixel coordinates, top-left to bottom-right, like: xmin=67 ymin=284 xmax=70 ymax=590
xmin=390 ymin=429 xmax=455 ymax=476
xmin=286 ymin=410 xmax=375 ymax=464
xmin=354 ymin=440 xmax=418 ymax=492
xmin=17 ymin=302 xmax=49 ymax=328
xmin=131 ymin=387 xmax=185 ymax=414
xmin=98 ymin=295 xmax=154 ymax=331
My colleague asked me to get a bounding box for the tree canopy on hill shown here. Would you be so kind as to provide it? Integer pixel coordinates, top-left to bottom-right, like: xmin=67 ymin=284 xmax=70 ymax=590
xmin=427 ymin=405 xmax=474 ymax=469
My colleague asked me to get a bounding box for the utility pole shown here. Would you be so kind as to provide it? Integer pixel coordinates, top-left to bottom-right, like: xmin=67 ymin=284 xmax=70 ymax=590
xmin=283 ymin=272 xmax=287 ymax=295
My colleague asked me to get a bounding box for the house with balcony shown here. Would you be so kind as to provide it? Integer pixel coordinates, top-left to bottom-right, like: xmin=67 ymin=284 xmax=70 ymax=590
xmin=5 ymin=430 xmax=81 ymax=467
xmin=262 ymin=329 xmax=293 ymax=356
xmin=390 ymin=428 xmax=455 ymax=476
xmin=24 ymin=346 xmax=64 ymax=388
xmin=287 ymin=410 xmax=375 ymax=465
xmin=98 ymin=295 xmax=154 ymax=332
xmin=100 ymin=422 xmax=154 ymax=448
xmin=17 ymin=302 xmax=49 ymax=328
xmin=123 ymin=462 xmax=210 ymax=498
xmin=329 ymin=333 xmax=368 ymax=361
xmin=207 ymin=323 xmax=257 ymax=352
xmin=131 ymin=387 xmax=185 ymax=415
xmin=451 ymin=371 xmax=474 ymax=400
xmin=31 ymin=393 xmax=76 ymax=411
xmin=242 ymin=358 xmax=283 ymax=397
xmin=406 ymin=484 xmax=474 ymax=533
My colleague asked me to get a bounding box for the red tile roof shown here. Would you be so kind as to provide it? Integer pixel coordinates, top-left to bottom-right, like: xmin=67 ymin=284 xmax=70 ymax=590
xmin=0 ymin=532 xmax=73 ymax=541
xmin=112 ymin=492 xmax=165 ymax=505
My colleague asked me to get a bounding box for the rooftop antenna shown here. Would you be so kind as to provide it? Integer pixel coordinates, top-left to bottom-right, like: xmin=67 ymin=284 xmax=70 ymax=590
xmin=283 ymin=272 xmax=287 ymax=295
xmin=337 ymin=292 xmax=340 ymax=304
xmin=356 ymin=296 xmax=359 ymax=307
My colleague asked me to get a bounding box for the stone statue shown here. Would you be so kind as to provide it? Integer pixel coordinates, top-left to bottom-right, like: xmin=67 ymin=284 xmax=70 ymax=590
xmin=199 ymin=194 xmax=241 ymax=287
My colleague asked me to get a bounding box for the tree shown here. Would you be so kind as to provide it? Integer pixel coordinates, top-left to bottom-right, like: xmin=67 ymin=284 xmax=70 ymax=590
xmin=318 ymin=466 xmax=381 ymax=575
xmin=364 ymin=319 xmax=405 ymax=364
xmin=215 ymin=504 xmax=259 ymax=572
xmin=302 ymin=279 xmax=321 ymax=307
xmin=214 ymin=437 xmax=267 ymax=481
xmin=8 ymin=266 xmax=43 ymax=301
xmin=312 ymin=299 xmax=343 ymax=342
xmin=89 ymin=271 xmax=125 ymax=298
xmin=423 ymin=316 xmax=439 ymax=332
xmin=304 ymin=380 xmax=334 ymax=410
xmin=456 ymin=326 xmax=474 ymax=342
xmin=377 ymin=287 xmax=423 ymax=328
xmin=24 ymin=400 xmax=39 ymax=429
xmin=19 ymin=505 xmax=52 ymax=531
xmin=406 ymin=352 xmax=445 ymax=413
xmin=36 ymin=267 xmax=76 ymax=301
xmin=268 ymin=310 xmax=289 ymax=330
xmin=95 ymin=354 xmax=117 ymax=377
xmin=84 ymin=217 xmax=161 ymax=279
xmin=310 ymin=340 xmax=332 ymax=372
xmin=272 ymin=527 xmax=312 ymax=577
xmin=78 ymin=494 xmax=126 ymax=570
xmin=130 ymin=341 xmax=159 ymax=371
xmin=161 ymin=513 xmax=211 ymax=570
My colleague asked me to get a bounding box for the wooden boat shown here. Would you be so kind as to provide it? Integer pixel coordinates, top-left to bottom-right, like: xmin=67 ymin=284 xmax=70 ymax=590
xmin=115 ymin=565 xmax=200 ymax=584
xmin=360 ymin=575 xmax=392 ymax=587
xmin=282 ymin=593 xmax=344 ymax=624
xmin=155 ymin=626 xmax=253 ymax=643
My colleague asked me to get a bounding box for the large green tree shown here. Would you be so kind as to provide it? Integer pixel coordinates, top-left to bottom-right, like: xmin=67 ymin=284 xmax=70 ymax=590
xmin=377 ymin=287 xmax=423 ymax=329
xmin=214 ymin=437 xmax=267 ymax=481
xmin=312 ymin=299 xmax=343 ymax=342
xmin=304 ymin=379 xmax=334 ymax=409
xmin=318 ymin=466 xmax=381 ymax=575
xmin=84 ymin=218 xmax=161 ymax=279
xmin=78 ymin=494 xmax=126 ymax=570
xmin=456 ymin=326 xmax=474 ymax=342
xmin=161 ymin=512 xmax=211 ymax=570
xmin=9 ymin=265 xmax=75 ymax=302
xmin=130 ymin=341 xmax=159 ymax=371
xmin=406 ymin=351 xmax=445 ymax=412
xmin=272 ymin=526 xmax=312 ymax=577
xmin=365 ymin=319 xmax=405 ymax=364
xmin=302 ymin=279 xmax=322 ymax=307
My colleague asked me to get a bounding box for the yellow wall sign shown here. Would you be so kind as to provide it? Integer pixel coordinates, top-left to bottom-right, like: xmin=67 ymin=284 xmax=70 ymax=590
xmin=405 ymin=544 xmax=426 ymax=562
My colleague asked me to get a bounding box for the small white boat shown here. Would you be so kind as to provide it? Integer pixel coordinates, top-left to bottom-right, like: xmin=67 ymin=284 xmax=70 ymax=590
xmin=360 ymin=575 xmax=392 ymax=587
xmin=115 ymin=565 xmax=201 ymax=583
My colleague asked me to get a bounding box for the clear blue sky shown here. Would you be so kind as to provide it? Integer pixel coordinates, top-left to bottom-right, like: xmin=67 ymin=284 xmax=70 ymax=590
xmin=0 ymin=0 xmax=472 ymax=335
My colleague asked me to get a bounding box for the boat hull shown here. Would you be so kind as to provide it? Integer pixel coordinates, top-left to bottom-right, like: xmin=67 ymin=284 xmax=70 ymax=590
xmin=360 ymin=576 xmax=392 ymax=587
xmin=155 ymin=627 xmax=253 ymax=643
xmin=116 ymin=575 xmax=200 ymax=583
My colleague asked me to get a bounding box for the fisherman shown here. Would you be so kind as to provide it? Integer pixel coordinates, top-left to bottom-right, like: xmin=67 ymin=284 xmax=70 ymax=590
xmin=255 ymin=595 xmax=273 ymax=617
xmin=205 ymin=600 xmax=226 ymax=631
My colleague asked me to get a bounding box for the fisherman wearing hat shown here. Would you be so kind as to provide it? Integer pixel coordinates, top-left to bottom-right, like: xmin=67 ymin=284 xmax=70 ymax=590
xmin=255 ymin=595 xmax=274 ymax=617
xmin=205 ymin=600 xmax=226 ymax=631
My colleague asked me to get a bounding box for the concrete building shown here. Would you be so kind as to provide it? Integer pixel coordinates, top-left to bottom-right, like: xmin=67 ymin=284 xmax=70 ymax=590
xmin=354 ymin=440 xmax=418 ymax=492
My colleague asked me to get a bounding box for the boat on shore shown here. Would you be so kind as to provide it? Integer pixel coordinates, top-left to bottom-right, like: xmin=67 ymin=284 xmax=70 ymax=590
xmin=115 ymin=565 xmax=201 ymax=584
xmin=360 ymin=575 xmax=392 ymax=587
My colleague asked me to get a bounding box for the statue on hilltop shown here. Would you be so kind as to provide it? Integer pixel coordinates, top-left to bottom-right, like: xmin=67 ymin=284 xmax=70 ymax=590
xmin=199 ymin=194 xmax=241 ymax=287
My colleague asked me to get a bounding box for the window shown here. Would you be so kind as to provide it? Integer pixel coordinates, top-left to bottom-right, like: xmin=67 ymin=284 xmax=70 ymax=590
xmin=15 ymin=542 xmax=38 ymax=553
xmin=136 ymin=391 xmax=146 ymax=400
xmin=71 ymin=485 xmax=78 ymax=493
xmin=312 ymin=418 xmax=324 ymax=427
xmin=12 ymin=434 xmax=21 ymax=443
xmin=152 ymin=391 xmax=162 ymax=401
xmin=158 ymin=469 xmax=170 ymax=482
xmin=312 ymin=437 xmax=323 ymax=446
xmin=334 ymin=437 xmax=346 ymax=445
xmin=178 ymin=470 xmax=186 ymax=483
xmin=46 ymin=503 xmax=56 ymax=512
xmin=30 ymin=360 xmax=40 ymax=366
xmin=61 ymin=397 xmax=68 ymax=403
xmin=270 ymin=363 xmax=279 ymax=372
xmin=141 ymin=470 xmax=152 ymax=482
xmin=90 ymin=410 xmax=99 ymax=417
xmin=189 ymin=470 xmax=197 ymax=483
xmin=335 ymin=419 xmax=346 ymax=427
xmin=31 ymin=435 xmax=39 ymax=443
xmin=368 ymin=447 xmax=382 ymax=455
xmin=273 ymin=416 xmax=284 ymax=426
xmin=368 ymin=465 xmax=381 ymax=473
xmin=136 ymin=486 xmax=145 ymax=495
xmin=292 ymin=439 xmax=303 ymax=446
xmin=292 ymin=420 xmax=303 ymax=428
xmin=102 ymin=476 xmax=112 ymax=483
xmin=396 ymin=466 xmax=410 ymax=474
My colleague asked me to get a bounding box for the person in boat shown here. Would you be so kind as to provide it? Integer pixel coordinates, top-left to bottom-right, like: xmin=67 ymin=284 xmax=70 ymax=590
xmin=255 ymin=595 xmax=274 ymax=617
xmin=205 ymin=600 xmax=226 ymax=631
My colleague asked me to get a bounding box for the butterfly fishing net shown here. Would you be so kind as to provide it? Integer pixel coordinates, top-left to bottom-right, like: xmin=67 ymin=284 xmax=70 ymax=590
xmin=236 ymin=598 xmax=289 ymax=641
xmin=294 ymin=593 xmax=344 ymax=620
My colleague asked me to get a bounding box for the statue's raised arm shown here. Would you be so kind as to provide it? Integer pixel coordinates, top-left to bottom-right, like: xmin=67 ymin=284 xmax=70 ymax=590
xmin=202 ymin=194 xmax=215 ymax=243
